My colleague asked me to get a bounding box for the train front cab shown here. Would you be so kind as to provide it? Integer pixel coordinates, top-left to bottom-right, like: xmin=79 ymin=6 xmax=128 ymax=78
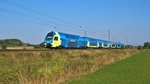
xmin=44 ymin=31 xmax=61 ymax=48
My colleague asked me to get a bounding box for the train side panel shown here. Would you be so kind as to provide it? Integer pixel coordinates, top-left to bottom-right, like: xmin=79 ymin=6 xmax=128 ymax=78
xmin=102 ymin=40 xmax=110 ymax=48
xmin=78 ymin=37 xmax=88 ymax=48
xmin=58 ymin=32 xmax=80 ymax=48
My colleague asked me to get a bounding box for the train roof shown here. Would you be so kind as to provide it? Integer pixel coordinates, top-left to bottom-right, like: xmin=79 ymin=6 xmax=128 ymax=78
xmin=81 ymin=37 xmax=99 ymax=40
xmin=58 ymin=31 xmax=80 ymax=37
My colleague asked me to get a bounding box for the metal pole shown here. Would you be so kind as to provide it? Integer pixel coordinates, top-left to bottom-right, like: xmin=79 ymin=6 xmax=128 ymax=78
xmin=126 ymin=38 xmax=128 ymax=45
xmin=84 ymin=30 xmax=86 ymax=47
xmin=108 ymin=30 xmax=111 ymax=49
xmin=108 ymin=30 xmax=110 ymax=41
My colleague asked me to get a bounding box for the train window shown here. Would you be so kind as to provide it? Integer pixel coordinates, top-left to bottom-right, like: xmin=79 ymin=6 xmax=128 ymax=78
xmin=46 ymin=36 xmax=53 ymax=40
xmin=47 ymin=32 xmax=53 ymax=36
xmin=104 ymin=44 xmax=108 ymax=46
xmin=46 ymin=32 xmax=53 ymax=40
xmin=54 ymin=37 xmax=58 ymax=41
xmin=112 ymin=44 xmax=115 ymax=47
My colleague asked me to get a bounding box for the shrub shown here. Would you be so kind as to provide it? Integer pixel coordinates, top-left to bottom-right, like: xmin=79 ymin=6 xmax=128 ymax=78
xmin=1 ymin=44 xmax=7 ymax=49
xmin=137 ymin=45 xmax=143 ymax=50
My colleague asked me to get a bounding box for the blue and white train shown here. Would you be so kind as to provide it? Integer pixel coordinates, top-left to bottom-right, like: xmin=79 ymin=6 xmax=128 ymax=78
xmin=44 ymin=31 xmax=125 ymax=49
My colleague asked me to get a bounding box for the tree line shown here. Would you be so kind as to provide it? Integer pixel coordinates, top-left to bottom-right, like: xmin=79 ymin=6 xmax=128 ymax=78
xmin=0 ymin=39 xmax=23 ymax=49
xmin=0 ymin=39 xmax=23 ymax=46
xmin=143 ymin=42 xmax=150 ymax=49
xmin=136 ymin=42 xmax=150 ymax=50
xmin=0 ymin=39 xmax=44 ymax=49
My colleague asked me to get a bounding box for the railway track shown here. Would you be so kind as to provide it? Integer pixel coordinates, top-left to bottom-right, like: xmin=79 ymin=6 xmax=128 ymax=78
xmin=0 ymin=49 xmax=51 ymax=52
xmin=0 ymin=48 xmax=120 ymax=52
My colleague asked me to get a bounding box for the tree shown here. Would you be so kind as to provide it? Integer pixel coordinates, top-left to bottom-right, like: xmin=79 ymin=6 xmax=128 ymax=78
xmin=137 ymin=45 xmax=143 ymax=50
xmin=34 ymin=42 xmax=45 ymax=48
xmin=1 ymin=44 xmax=7 ymax=49
xmin=0 ymin=39 xmax=23 ymax=47
xmin=143 ymin=42 xmax=150 ymax=49
xmin=39 ymin=42 xmax=45 ymax=48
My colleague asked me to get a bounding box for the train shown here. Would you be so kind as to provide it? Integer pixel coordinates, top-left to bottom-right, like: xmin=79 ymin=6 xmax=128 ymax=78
xmin=44 ymin=31 xmax=125 ymax=49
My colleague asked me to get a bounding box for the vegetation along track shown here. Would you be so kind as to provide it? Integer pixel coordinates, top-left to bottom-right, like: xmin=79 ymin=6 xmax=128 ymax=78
xmin=0 ymin=49 xmax=125 ymax=52
xmin=0 ymin=49 xmax=139 ymax=84
xmin=0 ymin=49 xmax=50 ymax=52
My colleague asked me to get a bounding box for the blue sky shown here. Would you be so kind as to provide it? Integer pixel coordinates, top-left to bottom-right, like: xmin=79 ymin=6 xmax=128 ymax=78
xmin=0 ymin=0 xmax=150 ymax=45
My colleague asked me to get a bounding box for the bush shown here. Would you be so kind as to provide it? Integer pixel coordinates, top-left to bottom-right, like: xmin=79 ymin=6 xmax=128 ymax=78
xmin=1 ymin=44 xmax=7 ymax=49
xmin=137 ymin=45 xmax=143 ymax=50
xmin=143 ymin=42 xmax=150 ymax=49
xmin=34 ymin=42 xmax=45 ymax=49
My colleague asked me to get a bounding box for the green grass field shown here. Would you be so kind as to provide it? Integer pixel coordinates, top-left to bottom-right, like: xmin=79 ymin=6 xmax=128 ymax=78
xmin=68 ymin=50 xmax=150 ymax=84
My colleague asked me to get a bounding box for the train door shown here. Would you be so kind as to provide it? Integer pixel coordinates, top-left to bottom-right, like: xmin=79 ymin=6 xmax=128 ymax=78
xmin=52 ymin=32 xmax=61 ymax=47
xmin=53 ymin=36 xmax=61 ymax=47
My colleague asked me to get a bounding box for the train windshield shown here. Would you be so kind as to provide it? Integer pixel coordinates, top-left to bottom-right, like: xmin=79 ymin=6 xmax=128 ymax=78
xmin=46 ymin=32 xmax=53 ymax=40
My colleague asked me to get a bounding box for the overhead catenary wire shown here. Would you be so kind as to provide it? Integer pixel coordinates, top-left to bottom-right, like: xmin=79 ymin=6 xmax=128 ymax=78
xmin=0 ymin=9 xmax=97 ymax=37
xmin=1 ymin=0 xmax=105 ymax=35
xmin=0 ymin=8 xmax=56 ymax=28
xmin=0 ymin=10 xmax=105 ymax=38
xmin=0 ymin=8 xmax=87 ymax=33
xmin=0 ymin=0 xmax=108 ymax=40
xmin=0 ymin=8 xmax=105 ymax=38
xmin=0 ymin=14 xmax=107 ymax=40
xmin=1 ymin=0 xmax=83 ymax=28
xmin=0 ymin=15 xmax=83 ymax=34
xmin=0 ymin=13 xmax=88 ymax=36
xmin=0 ymin=14 xmax=53 ymax=27
xmin=0 ymin=8 xmax=81 ymax=32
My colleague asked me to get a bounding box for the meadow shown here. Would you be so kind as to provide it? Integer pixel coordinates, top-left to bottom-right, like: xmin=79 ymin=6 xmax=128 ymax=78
xmin=0 ymin=49 xmax=138 ymax=84
xmin=68 ymin=50 xmax=150 ymax=84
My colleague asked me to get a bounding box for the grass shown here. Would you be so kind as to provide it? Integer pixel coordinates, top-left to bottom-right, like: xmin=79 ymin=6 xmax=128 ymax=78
xmin=0 ymin=49 xmax=139 ymax=84
xmin=68 ymin=50 xmax=150 ymax=84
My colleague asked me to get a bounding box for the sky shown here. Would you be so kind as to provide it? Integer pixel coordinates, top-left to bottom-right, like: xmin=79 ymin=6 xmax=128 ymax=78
xmin=0 ymin=0 xmax=150 ymax=45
